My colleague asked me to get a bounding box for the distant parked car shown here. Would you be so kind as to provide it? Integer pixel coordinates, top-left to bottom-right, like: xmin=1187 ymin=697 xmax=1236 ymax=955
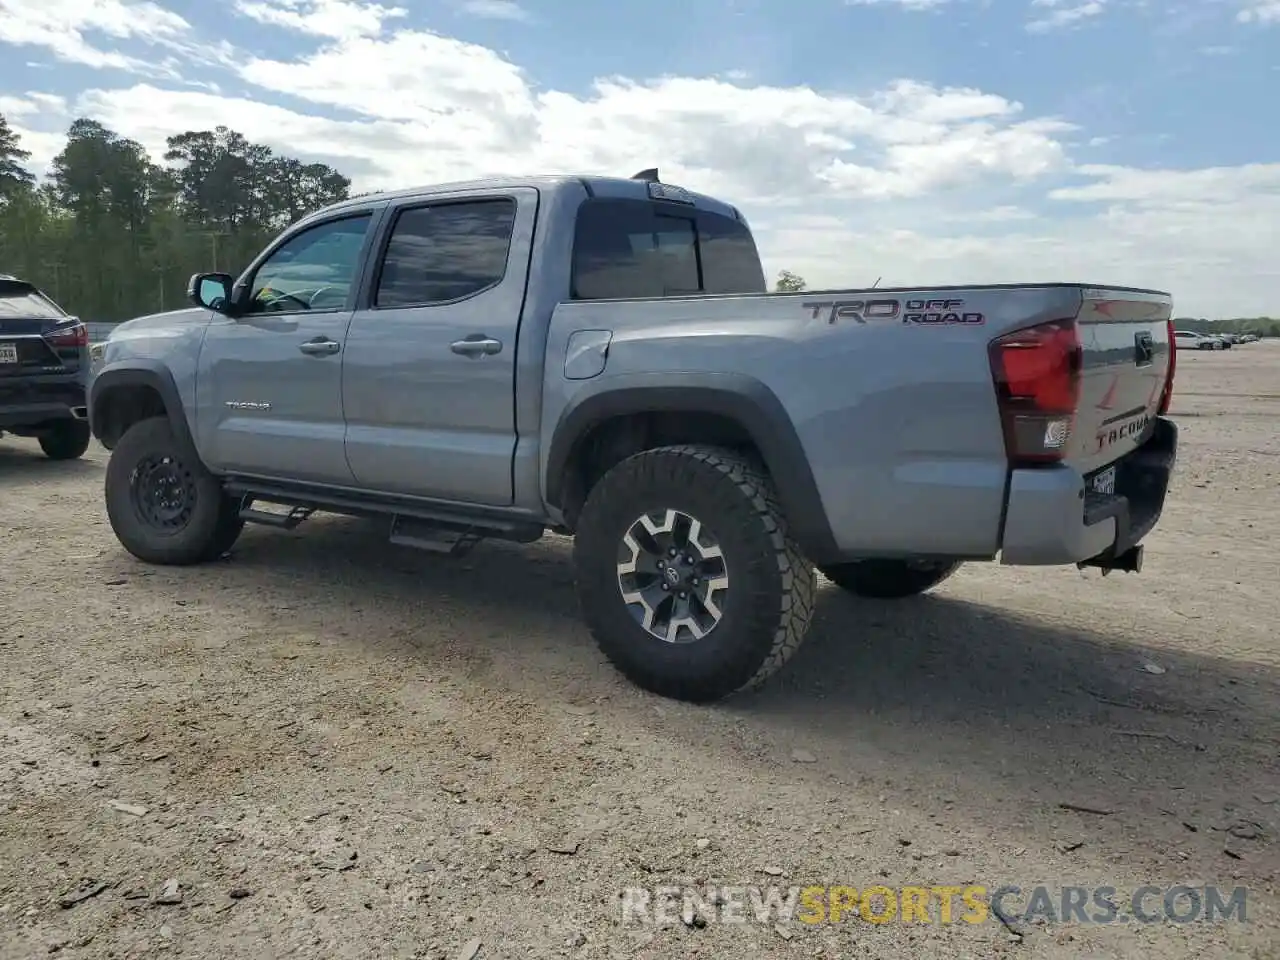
xmin=0 ymin=274 xmax=92 ymax=459
xmin=1174 ymin=330 xmax=1224 ymax=350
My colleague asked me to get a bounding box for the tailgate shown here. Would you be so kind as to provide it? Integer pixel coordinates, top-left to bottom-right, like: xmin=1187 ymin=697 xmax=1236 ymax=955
xmin=1070 ymin=289 xmax=1172 ymax=475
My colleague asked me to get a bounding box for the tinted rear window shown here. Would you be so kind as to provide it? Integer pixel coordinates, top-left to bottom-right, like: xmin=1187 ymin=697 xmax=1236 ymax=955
xmin=571 ymin=198 xmax=765 ymax=300
xmin=0 ymin=283 xmax=65 ymax=320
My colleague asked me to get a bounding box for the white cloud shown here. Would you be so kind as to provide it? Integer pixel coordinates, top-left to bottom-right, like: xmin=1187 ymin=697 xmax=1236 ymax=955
xmin=1027 ymin=0 xmax=1107 ymax=32
xmin=231 ymin=33 xmax=1072 ymax=204
xmin=458 ymin=0 xmax=532 ymax=21
xmin=1048 ymin=162 xmax=1280 ymax=205
xmin=239 ymin=31 xmax=537 ymax=130
xmin=232 ymin=0 xmax=408 ymax=40
xmin=0 ymin=0 xmax=190 ymax=72
xmin=1238 ymin=0 xmax=1280 ymax=22
xmin=0 ymin=0 xmax=237 ymax=77
xmin=2 ymin=0 xmax=1277 ymax=316
xmin=0 ymin=93 xmax=68 ymax=119
xmin=967 ymin=205 xmax=1040 ymax=222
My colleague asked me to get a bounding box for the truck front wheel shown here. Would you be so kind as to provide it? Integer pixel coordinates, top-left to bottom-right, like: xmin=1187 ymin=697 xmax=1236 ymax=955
xmin=104 ymin=416 xmax=244 ymax=565
xmin=819 ymin=559 xmax=961 ymax=599
xmin=573 ymin=444 xmax=816 ymax=703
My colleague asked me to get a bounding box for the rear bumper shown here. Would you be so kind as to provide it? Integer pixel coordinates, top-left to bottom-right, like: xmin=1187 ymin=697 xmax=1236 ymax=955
xmin=0 ymin=374 xmax=87 ymax=430
xmin=999 ymin=417 xmax=1177 ymax=566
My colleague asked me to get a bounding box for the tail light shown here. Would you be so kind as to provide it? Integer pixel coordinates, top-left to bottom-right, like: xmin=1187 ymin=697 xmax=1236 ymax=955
xmin=988 ymin=318 xmax=1082 ymax=464
xmin=1156 ymin=315 xmax=1176 ymax=416
xmin=46 ymin=321 xmax=88 ymax=348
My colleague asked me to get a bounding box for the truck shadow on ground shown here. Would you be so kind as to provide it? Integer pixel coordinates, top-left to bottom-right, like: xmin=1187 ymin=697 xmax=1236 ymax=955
xmin=0 ymin=443 xmax=100 ymax=477
xmin=198 ymin=516 xmax=1280 ymax=875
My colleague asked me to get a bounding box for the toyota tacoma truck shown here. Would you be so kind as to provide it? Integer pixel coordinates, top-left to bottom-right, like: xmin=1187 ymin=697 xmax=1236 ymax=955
xmin=88 ymin=171 xmax=1178 ymax=703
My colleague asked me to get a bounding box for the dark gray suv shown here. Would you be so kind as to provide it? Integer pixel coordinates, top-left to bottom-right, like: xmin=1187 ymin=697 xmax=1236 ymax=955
xmin=0 ymin=274 xmax=92 ymax=460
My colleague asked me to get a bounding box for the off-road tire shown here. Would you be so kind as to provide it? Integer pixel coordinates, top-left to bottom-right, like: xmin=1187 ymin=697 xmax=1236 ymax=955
xmin=105 ymin=416 xmax=244 ymax=565
xmin=572 ymin=444 xmax=816 ymax=703
xmin=820 ymin=559 xmax=961 ymax=599
xmin=38 ymin=419 xmax=91 ymax=460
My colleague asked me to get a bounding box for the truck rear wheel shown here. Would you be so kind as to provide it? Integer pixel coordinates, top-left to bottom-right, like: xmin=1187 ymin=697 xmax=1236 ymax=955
xmin=104 ymin=416 xmax=244 ymax=565
xmin=572 ymin=444 xmax=816 ymax=703
xmin=819 ymin=559 xmax=961 ymax=599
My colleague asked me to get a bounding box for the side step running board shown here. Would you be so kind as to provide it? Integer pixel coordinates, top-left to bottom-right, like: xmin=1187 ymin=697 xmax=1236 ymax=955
xmin=389 ymin=515 xmax=486 ymax=557
xmin=239 ymin=503 xmax=313 ymax=530
xmin=223 ymin=478 xmax=545 ymax=556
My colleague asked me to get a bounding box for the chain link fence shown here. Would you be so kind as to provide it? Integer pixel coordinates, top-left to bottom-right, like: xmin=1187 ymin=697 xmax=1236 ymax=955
xmin=87 ymin=322 xmax=116 ymax=344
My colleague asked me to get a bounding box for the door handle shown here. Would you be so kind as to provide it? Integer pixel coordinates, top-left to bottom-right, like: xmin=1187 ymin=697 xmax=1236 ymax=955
xmin=450 ymin=335 xmax=503 ymax=358
xmin=299 ymin=337 xmax=341 ymax=356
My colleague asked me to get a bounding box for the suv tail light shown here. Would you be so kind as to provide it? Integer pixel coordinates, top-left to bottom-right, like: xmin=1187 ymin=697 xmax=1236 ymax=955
xmin=988 ymin=318 xmax=1083 ymax=464
xmin=46 ymin=321 xmax=88 ymax=348
xmin=1156 ymin=315 xmax=1176 ymax=416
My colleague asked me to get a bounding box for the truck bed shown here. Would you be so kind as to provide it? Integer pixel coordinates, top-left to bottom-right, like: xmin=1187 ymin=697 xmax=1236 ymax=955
xmin=543 ymin=281 xmax=1173 ymax=563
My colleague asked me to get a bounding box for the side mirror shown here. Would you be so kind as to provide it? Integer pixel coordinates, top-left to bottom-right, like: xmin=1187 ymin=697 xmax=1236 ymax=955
xmin=188 ymin=272 xmax=237 ymax=314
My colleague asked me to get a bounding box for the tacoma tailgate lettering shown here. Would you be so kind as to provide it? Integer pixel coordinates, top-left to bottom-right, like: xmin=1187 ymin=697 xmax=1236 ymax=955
xmin=1095 ymin=412 xmax=1152 ymax=454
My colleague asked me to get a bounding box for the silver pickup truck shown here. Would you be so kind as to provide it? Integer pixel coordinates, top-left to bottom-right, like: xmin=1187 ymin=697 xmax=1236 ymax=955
xmin=89 ymin=171 xmax=1178 ymax=703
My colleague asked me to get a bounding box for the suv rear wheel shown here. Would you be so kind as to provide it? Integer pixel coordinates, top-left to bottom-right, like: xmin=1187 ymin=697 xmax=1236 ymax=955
xmin=104 ymin=416 xmax=244 ymax=565
xmin=38 ymin=419 xmax=91 ymax=461
xmin=573 ymin=444 xmax=816 ymax=703
xmin=820 ymin=559 xmax=961 ymax=599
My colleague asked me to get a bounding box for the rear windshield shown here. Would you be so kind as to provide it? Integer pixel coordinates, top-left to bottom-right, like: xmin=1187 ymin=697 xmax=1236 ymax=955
xmin=571 ymin=197 xmax=766 ymax=300
xmin=0 ymin=282 xmax=65 ymax=320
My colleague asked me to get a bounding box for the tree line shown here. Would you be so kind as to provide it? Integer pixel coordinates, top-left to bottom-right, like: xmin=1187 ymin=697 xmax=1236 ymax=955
xmin=0 ymin=113 xmax=351 ymax=322
xmin=1 ymin=112 xmax=1276 ymax=333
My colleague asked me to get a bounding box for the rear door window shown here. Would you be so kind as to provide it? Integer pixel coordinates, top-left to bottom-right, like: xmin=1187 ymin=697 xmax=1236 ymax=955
xmin=571 ymin=198 xmax=765 ymax=300
xmin=375 ymin=199 xmax=518 ymax=307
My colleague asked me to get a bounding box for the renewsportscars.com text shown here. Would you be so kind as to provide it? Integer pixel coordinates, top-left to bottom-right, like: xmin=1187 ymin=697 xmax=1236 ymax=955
xmin=620 ymin=884 xmax=1249 ymax=926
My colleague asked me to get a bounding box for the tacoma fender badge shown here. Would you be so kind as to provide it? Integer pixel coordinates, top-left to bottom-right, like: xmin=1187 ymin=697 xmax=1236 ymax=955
xmin=224 ymin=401 xmax=272 ymax=411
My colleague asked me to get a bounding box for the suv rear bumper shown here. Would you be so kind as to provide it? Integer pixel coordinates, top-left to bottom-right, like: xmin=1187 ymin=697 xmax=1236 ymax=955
xmin=0 ymin=374 xmax=88 ymax=430
xmin=999 ymin=416 xmax=1177 ymax=566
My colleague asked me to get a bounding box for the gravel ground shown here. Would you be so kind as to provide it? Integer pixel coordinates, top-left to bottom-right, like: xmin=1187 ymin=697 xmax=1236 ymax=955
xmin=2 ymin=345 xmax=1278 ymax=960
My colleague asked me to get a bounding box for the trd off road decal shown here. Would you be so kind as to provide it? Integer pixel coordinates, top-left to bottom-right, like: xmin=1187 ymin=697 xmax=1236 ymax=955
xmin=803 ymin=298 xmax=985 ymax=326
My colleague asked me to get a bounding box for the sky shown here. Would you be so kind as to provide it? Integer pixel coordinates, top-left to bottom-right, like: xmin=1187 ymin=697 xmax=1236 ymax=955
xmin=0 ymin=0 xmax=1277 ymax=318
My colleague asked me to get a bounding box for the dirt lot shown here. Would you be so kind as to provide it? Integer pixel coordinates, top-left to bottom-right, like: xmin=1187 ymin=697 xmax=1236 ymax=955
xmin=2 ymin=345 xmax=1278 ymax=960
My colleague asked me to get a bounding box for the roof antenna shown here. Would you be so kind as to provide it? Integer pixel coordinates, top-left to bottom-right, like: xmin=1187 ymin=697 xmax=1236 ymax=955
xmin=631 ymin=168 xmax=660 ymax=182
xmin=871 ymin=276 xmax=881 ymax=288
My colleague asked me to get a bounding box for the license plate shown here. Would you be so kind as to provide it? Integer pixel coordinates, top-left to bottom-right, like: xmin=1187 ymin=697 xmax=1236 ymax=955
xmin=1091 ymin=465 xmax=1116 ymax=496
xmin=0 ymin=343 xmax=17 ymax=364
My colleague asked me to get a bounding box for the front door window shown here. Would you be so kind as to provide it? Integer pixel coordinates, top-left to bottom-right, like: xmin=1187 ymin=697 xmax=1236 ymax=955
xmin=246 ymin=214 xmax=372 ymax=315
